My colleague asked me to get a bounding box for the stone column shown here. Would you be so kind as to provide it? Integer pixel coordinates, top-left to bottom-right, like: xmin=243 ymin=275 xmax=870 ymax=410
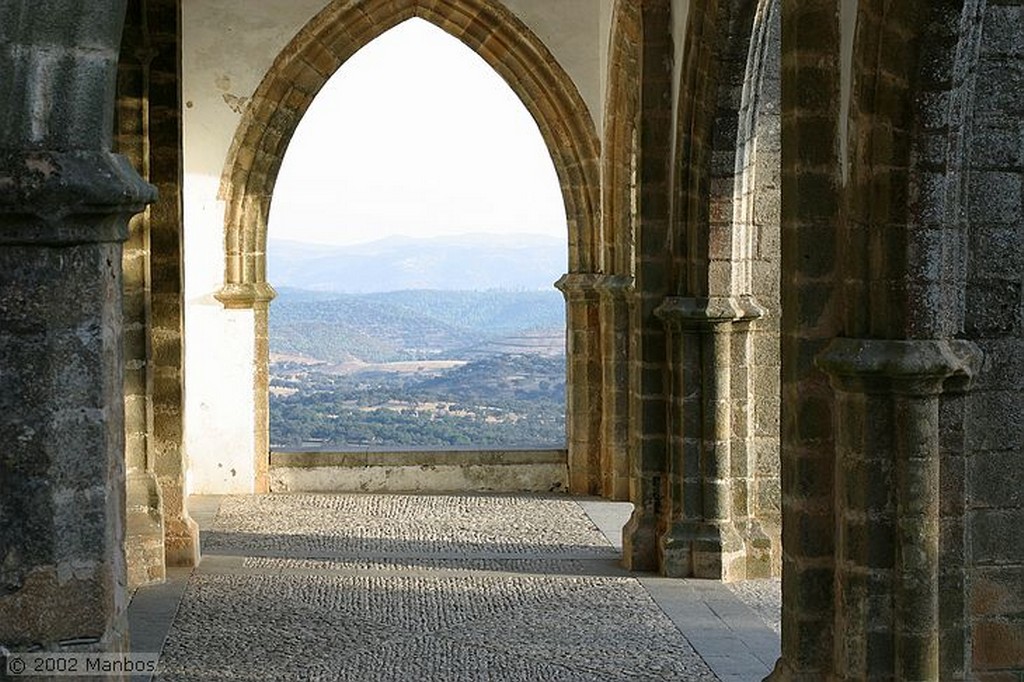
xmin=555 ymin=273 xmax=604 ymax=495
xmin=621 ymin=284 xmax=669 ymax=572
xmin=118 ymin=0 xmax=166 ymax=588
xmin=817 ymin=338 xmax=979 ymax=681
xmin=656 ymin=295 xmax=766 ymax=579
xmin=596 ymin=275 xmax=633 ymax=501
xmin=0 ymin=2 xmax=154 ymax=654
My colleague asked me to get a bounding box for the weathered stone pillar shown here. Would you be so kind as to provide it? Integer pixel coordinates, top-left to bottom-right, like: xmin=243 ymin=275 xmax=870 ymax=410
xmin=621 ymin=0 xmax=673 ymax=573
xmin=817 ymin=339 xmax=979 ymax=681
xmin=596 ymin=275 xmax=633 ymax=501
xmin=656 ymin=295 xmax=767 ymax=579
xmin=0 ymin=0 xmax=154 ymax=652
xmin=621 ymin=282 xmax=669 ymax=572
xmin=118 ymin=0 xmax=166 ymax=588
xmin=555 ymin=273 xmax=604 ymax=495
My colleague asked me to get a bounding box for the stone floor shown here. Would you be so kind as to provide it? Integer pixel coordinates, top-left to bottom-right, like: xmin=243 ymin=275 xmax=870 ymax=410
xmin=128 ymin=493 xmax=780 ymax=681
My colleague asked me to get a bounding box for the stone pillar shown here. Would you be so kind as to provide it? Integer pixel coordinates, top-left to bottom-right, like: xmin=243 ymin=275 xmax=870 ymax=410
xmin=621 ymin=0 xmax=673 ymax=573
xmin=656 ymin=295 xmax=767 ymax=580
xmin=0 ymin=2 xmax=154 ymax=654
xmin=117 ymin=0 xmax=166 ymax=588
xmin=621 ymin=282 xmax=669 ymax=572
xmin=818 ymin=338 xmax=979 ymax=681
xmin=596 ymin=275 xmax=633 ymax=501
xmin=555 ymin=273 xmax=603 ymax=495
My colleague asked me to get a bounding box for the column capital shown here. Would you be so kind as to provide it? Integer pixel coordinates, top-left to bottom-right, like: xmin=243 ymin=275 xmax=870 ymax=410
xmin=215 ymin=282 xmax=278 ymax=309
xmin=0 ymin=150 xmax=156 ymax=245
xmin=554 ymin=272 xmax=604 ymax=300
xmin=816 ymin=338 xmax=982 ymax=396
xmin=655 ymin=295 xmax=766 ymax=329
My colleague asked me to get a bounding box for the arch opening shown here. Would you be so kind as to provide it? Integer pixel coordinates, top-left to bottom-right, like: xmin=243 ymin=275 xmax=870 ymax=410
xmin=214 ymin=0 xmax=601 ymax=493
xmin=266 ymin=18 xmax=570 ymax=468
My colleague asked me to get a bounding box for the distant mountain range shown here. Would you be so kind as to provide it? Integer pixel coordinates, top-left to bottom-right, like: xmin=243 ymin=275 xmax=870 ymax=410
xmin=268 ymin=233 xmax=568 ymax=292
xmin=270 ymin=288 xmax=565 ymax=364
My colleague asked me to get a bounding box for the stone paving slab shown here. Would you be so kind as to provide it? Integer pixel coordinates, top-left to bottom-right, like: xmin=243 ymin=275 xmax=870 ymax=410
xmin=202 ymin=493 xmax=617 ymax=560
xmin=156 ymin=570 xmax=717 ymax=681
xmin=643 ymin=577 xmax=780 ymax=680
xmin=129 ymin=494 xmax=782 ymax=681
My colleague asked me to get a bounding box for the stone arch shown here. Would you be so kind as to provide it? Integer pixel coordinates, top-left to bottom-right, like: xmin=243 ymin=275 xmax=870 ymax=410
xmin=217 ymin=0 xmax=600 ymax=309
xmin=593 ymin=0 xmax=642 ymax=502
xmin=671 ymin=0 xmax=770 ymax=298
xmin=601 ymin=0 xmax=642 ymax=280
xmin=214 ymin=0 xmax=601 ymax=492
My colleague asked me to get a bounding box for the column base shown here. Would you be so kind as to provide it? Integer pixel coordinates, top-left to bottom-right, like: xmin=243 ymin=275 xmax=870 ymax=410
xmin=763 ymin=658 xmax=796 ymax=681
xmin=165 ymin=516 xmax=201 ymax=567
xmin=160 ymin=484 xmax=201 ymax=567
xmin=743 ymin=520 xmax=777 ymax=578
xmin=0 ymin=567 xmax=129 ymax=652
xmin=125 ymin=470 xmax=166 ymax=588
xmin=659 ymin=520 xmax=747 ymax=580
xmin=622 ymin=508 xmax=661 ymax=572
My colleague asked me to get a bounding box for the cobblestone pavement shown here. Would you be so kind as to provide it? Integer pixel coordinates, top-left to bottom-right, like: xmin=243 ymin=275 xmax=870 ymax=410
xmin=132 ymin=494 xmax=780 ymax=681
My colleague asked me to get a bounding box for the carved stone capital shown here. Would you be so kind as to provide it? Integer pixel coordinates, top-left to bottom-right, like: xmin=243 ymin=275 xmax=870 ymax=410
xmin=554 ymin=272 xmax=604 ymax=301
xmin=816 ymin=338 xmax=982 ymax=396
xmin=0 ymin=150 xmax=156 ymax=245
xmin=215 ymin=281 xmax=278 ymax=309
xmin=655 ymin=295 xmax=766 ymax=330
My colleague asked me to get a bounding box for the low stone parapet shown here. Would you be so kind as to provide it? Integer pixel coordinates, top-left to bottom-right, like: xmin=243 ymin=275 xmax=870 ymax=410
xmin=269 ymin=448 xmax=568 ymax=494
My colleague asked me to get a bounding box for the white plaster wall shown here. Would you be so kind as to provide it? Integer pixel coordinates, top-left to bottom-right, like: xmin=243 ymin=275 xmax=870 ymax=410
xmin=501 ymin=0 xmax=605 ymax=133
xmin=598 ymin=0 xmax=614 ymax=125
xmin=182 ymin=0 xmax=331 ymax=494
xmin=671 ymin=0 xmax=692 ymax=156
xmin=180 ymin=0 xmax=608 ymax=493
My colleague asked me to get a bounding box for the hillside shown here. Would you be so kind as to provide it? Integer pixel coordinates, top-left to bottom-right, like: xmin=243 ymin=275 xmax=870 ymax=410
xmin=270 ymin=288 xmax=565 ymax=364
xmin=269 ymin=287 xmax=568 ymax=449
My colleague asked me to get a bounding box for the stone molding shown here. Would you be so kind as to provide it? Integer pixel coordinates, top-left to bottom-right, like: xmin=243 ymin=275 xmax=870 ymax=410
xmin=816 ymin=338 xmax=982 ymax=396
xmin=554 ymin=272 xmax=605 ymax=300
xmin=214 ymin=281 xmax=277 ymax=309
xmin=0 ymin=150 xmax=156 ymax=244
xmin=655 ymin=295 xmax=766 ymax=328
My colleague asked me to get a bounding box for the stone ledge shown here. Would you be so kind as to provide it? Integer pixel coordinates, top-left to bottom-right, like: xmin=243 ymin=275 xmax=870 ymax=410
xmin=269 ymin=448 xmax=568 ymax=494
xmin=271 ymin=448 xmax=567 ymax=469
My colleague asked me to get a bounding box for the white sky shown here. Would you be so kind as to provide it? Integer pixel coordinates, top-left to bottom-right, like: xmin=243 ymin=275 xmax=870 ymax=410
xmin=267 ymin=18 xmax=567 ymax=246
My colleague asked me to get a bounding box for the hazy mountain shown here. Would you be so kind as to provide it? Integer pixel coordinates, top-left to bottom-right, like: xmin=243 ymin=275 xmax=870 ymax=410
xmin=270 ymin=288 xmax=565 ymax=364
xmin=268 ymin=233 xmax=567 ymax=293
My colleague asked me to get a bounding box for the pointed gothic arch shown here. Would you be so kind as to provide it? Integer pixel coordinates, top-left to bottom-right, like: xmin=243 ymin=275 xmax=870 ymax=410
xmin=214 ymin=0 xmax=600 ymax=491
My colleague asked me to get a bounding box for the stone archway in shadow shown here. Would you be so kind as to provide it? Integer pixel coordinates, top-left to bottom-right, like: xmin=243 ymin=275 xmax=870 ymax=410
xmin=216 ymin=0 xmax=601 ymax=492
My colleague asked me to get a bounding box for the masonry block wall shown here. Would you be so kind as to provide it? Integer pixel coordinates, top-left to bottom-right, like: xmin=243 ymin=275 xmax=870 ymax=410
xmin=964 ymin=2 xmax=1024 ymax=676
xmin=773 ymin=0 xmax=1024 ymax=678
